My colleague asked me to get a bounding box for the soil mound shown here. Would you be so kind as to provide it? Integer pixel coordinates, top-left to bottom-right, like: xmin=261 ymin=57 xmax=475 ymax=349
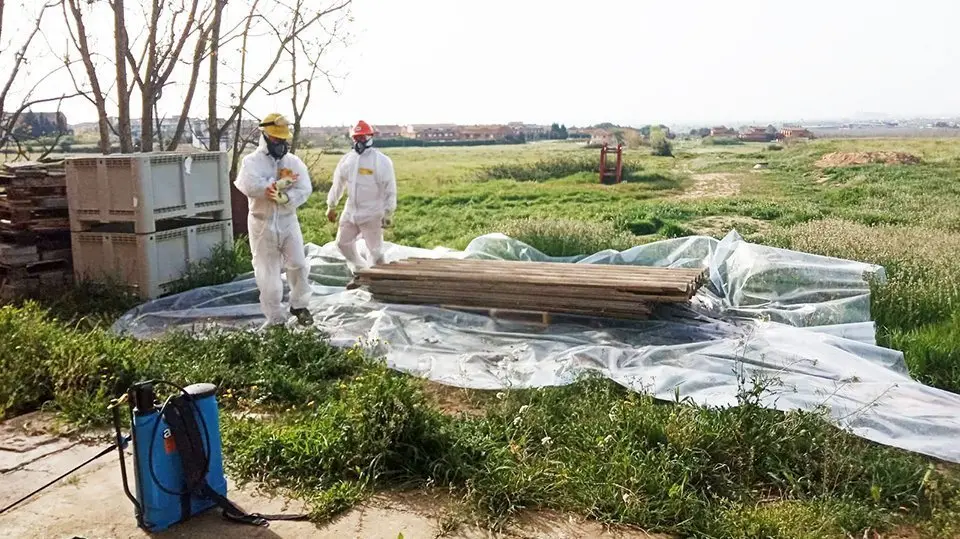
xmin=815 ymin=151 xmax=921 ymax=167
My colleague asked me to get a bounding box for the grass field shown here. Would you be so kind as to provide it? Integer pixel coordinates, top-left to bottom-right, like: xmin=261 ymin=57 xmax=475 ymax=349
xmin=3 ymin=137 xmax=960 ymax=538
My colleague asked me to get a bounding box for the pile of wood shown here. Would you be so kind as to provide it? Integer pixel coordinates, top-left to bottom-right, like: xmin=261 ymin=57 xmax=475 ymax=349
xmin=350 ymin=258 xmax=707 ymax=320
xmin=0 ymin=161 xmax=72 ymax=300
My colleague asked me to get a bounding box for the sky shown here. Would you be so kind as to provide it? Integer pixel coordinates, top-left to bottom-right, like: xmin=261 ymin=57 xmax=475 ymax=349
xmin=4 ymin=0 xmax=960 ymax=128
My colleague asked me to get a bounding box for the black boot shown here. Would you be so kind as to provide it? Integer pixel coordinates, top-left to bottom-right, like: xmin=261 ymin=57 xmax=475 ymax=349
xmin=290 ymin=307 xmax=313 ymax=326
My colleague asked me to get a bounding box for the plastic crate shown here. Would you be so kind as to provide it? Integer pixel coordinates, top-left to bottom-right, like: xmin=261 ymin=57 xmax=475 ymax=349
xmin=65 ymin=151 xmax=231 ymax=233
xmin=71 ymin=218 xmax=234 ymax=299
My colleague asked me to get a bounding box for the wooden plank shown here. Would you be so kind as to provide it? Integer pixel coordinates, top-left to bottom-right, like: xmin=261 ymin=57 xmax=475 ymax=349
xmin=370 ymin=259 xmax=707 ymax=289
xmin=0 ymin=195 xmax=68 ymax=210
xmin=0 ymin=258 xmax=70 ymax=277
xmin=0 ymin=218 xmax=71 ymax=232
xmin=4 ymin=175 xmax=66 ymax=189
xmin=371 ymin=289 xmax=654 ymax=315
xmin=376 ymin=294 xmax=652 ymax=320
xmin=40 ymin=248 xmax=73 ymax=262
xmin=353 ymin=257 xmax=705 ymax=321
xmin=355 ymin=268 xmax=695 ymax=295
xmin=389 ymin=258 xmax=707 ymax=280
xmin=0 ymin=243 xmax=39 ymax=266
xmin=366 ymin=279 xmax=694 ymax=303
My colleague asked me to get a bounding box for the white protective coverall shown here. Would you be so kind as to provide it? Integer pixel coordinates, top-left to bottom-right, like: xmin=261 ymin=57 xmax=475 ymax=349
xmin=234 ymin=136 xmax=314 ymax=325
xmin=326 ymin=148 xmax=397 ymax=268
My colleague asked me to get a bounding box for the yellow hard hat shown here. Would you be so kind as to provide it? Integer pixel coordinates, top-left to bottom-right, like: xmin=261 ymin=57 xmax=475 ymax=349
xmin=259 ymin=113 xmax=293 ymax=140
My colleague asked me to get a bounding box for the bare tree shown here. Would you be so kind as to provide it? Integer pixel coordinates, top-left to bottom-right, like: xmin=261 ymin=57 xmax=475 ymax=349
xmin=208 ymin=0 xmax=350 ymax=236
xmin=207 ymin=0 xmax=227 ymax=151
xmin=62 ymin=0 xmax=115 ymax=153
xmin=110 ymin=0 xmax=135 ymax=152
xmin=0 ymin=2 xmax=84 ymax=156
xmin=114 ymin=0 xmax=204 ymax=152
xmin=265 ymin=0 xmax=349 ymax=152
xmin=213 ymin=0 xmax=351 ymax=175
xmin=165 ymin=5 xmax=216 ymax=150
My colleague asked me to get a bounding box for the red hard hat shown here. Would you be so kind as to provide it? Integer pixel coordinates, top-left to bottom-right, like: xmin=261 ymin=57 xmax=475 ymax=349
xmin=352 ymin=120 xmax=374 ymax=139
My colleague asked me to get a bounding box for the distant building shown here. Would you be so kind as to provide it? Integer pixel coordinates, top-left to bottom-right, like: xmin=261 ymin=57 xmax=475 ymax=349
xmin=508 ymin=122 xmax=550 ymax=139
xmin=459 ymin=125 xmax=513 ymax=140
xmin=2 ymin=111 xmax=70 ymax=137
xmin=403 ymin=124 xmax=460 ymax=140
xmin=373 ymin=124 xmax=405 ymax=139
xmin=738 ymin=126 xmax=773 ymax=142
xmin=779 ymin=127 xmax=814 ymax=139
xmin=588 ymin=129 xmax=620 ymax=146
xmin=710 ymin=126 xmax=738 ymax=137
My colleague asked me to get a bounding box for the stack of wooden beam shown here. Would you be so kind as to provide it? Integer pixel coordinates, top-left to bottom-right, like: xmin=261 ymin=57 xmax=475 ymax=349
xmin=350 ymin=258 xmax=707 ymax=320
xmin=0 ymin=161 xmax=72 ymax=300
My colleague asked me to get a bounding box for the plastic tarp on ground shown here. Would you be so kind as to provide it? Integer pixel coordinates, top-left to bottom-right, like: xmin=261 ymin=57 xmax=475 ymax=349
xmin=112 ymin=230 xmax=960 ymax=464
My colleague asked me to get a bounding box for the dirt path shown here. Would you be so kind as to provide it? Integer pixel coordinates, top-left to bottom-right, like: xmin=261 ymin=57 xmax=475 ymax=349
xmin=676 ymin=172 xmax=741 ymax=200
xmin=0 ymin=413 xmax=664 ymax=539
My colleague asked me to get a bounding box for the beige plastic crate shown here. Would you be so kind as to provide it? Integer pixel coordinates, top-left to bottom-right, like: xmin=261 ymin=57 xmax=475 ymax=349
xmin=65 ymin=151 xmax=231 ymax=233
xmin=71 ymin=218 xmax=234 ymax=299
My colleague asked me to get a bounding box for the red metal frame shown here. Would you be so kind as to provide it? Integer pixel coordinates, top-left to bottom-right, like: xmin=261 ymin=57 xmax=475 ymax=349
xmin=599 ymin=143 xmax=623 ymax=184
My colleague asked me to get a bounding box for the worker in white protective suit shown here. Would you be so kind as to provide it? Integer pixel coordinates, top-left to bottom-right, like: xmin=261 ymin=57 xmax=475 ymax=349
xmin=326 ymin=120 xmax=397 ymax=271
xmin=234 ymin=113 xmax=314 ymax=327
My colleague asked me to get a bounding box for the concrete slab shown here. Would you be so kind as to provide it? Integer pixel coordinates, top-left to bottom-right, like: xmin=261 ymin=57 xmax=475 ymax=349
xmin=0 ymin=414 xmax=665 ymax=539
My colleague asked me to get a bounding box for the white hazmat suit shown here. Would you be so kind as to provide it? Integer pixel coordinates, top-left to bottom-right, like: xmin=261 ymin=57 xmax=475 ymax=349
xmin=327 ymin=148 xmax=397 ymax=268
xmin=234 ymin=135 xmax=314 ymax=325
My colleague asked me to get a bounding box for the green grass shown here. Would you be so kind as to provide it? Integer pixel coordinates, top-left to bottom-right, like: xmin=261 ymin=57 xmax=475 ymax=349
xmin=2 ymin=302 xmax=957 ymax=537
xmin=4 ymin=137 xmax=960 ymax=536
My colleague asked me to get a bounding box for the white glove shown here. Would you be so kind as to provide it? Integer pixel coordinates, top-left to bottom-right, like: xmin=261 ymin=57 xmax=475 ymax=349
xmin=266 ymin=183 xmax=288 ymax=204
xmin=275 ymin=177 xmax=296 ymax=191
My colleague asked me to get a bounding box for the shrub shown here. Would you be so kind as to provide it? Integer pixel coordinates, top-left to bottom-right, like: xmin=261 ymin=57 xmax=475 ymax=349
xmin=703 ymin=137 xmax=744 ymax=146
xmin=164 ymin=241 xmax=253 ymax=295
xmin=477 ymin=156 xmax=599 ymax=182
xmin=650 ymin=129 xmax=674 ymax=157
xmin=495 ymin=218 xmax=637 ymax=256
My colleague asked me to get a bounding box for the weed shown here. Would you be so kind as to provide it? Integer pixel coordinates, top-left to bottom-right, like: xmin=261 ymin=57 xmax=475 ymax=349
xmin=773 ymin=218 xmax=960 ymax=392
xmin=495 ymin=218 xmax=638 ymax=256
xmin=3 ymin=139 xmax=960 ymax=535
xmin=165 ymin=240 xmax=253 ymax=295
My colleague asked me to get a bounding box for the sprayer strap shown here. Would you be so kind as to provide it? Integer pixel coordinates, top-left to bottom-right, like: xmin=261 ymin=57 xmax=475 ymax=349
xmin=200 ymin=484 xmax=311 ymax=526
xmin=162 ymin=396 xmax=310 ymax=528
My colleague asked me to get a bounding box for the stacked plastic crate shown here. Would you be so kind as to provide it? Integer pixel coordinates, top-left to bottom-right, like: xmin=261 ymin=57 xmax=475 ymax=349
xmin=65 ymin=152 xmax=234 ymax=299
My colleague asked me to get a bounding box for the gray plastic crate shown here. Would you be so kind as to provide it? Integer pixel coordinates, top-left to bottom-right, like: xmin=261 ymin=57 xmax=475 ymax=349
xmin=71 ymin=218 xmax=234 ymax=299
xmin=65 ymin=151 xmax=231 ymax=233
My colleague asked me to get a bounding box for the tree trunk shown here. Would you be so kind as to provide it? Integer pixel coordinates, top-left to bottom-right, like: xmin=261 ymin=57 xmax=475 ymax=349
xmin=207 ymin=0 xmax=224 ymax=152
xmin=167 ymin=24 xmax=210 ymax=151
xmin=66 ymin=0 xmax=112 ymax=154
xmin=139 ymin=0 xmax=161 ymax=152
xmin=113 ymin=0 xmax=134 ymax=153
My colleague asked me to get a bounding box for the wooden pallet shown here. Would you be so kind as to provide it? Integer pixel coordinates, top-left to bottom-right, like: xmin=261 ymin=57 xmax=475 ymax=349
xmin=0 ymin=269 xmax=72 ymax=301
xmin=351 ymin=258 xmax=707 ymax=322
xmin=0 ymin=257 xmax=71 ymax=277
xmin=0 ymin=204 xmax=70 ymax=231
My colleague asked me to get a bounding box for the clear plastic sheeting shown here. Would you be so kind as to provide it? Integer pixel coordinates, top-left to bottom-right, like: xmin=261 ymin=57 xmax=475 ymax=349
xmin=112 ymin=230 xmax=960 ymax=464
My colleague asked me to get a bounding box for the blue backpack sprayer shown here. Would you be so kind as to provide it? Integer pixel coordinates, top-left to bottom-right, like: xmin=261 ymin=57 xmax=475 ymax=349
xmin=111 ymin=380 xmax=309 ymax=531
xmin=0 ymin=379 xmax=307 ymax=531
